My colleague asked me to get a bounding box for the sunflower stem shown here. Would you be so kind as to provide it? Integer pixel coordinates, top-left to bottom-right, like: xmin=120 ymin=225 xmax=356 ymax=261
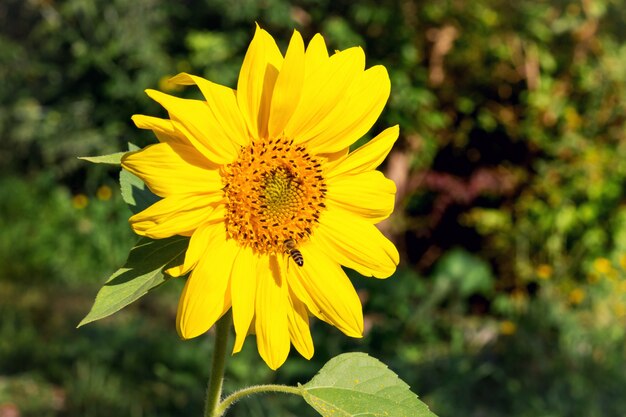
xmin=204 ymin=312 xmax=232 ymax=417
xmin=215 ymin=384 xmax=303 ymax=416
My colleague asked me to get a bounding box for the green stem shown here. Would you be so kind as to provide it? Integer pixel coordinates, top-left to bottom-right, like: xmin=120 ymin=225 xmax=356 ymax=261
xmin=215 ymin=384 xmax=303 ymax=417
xmin=204 ymin=312 xmax=232 ymax=417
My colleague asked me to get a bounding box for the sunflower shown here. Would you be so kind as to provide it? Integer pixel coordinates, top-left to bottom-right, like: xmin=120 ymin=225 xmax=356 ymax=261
xmin=121 ymin=26 xmax=399 ymax=370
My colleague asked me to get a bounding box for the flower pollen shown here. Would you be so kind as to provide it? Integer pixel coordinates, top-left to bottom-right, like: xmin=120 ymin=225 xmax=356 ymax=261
xmin=221 ymin=136 xmax=326 ymax=254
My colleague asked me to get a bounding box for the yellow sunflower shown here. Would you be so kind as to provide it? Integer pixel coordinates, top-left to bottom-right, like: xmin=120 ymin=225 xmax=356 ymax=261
xmin=121 ymin=26 xmax=399 ymax=369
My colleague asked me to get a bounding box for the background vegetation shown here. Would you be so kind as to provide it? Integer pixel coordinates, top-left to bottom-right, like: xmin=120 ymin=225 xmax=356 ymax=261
xmin=1 ymin=0 xmax=626 ymax=416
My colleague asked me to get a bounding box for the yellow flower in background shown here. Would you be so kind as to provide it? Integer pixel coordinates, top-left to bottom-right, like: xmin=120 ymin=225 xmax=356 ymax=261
xmin=96 ymin=185 xmax=113 ymax=201
xmin=72 ymin=194 xmax=89 ymax=209
xmin=536 ymin=264 xmax=553 ymax=280
xmin=499 ymin=320 xmax=517 ymax=336
xmin=121 ymin=26 xmax=399 ymax=369
xmin=569 ymin=288 xmax=585 ymax=305
xmin=592 ymin=257 xmax=612 ymax=275
xmin=613 ymin=302 xmax=626 ymax=318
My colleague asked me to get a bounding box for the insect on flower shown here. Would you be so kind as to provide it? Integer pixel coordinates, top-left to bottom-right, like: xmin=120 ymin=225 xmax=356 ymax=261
xmin=283 ymin=239 xmax=304 ymax=267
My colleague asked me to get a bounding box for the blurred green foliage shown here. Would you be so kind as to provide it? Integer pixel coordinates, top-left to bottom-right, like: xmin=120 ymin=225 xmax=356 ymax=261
xmin=1 ymin=0 xmax=626 ymax=416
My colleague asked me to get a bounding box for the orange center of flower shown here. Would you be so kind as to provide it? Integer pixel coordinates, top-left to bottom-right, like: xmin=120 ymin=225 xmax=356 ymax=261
xmin=221 ymin=136 xmax=326 ymax=254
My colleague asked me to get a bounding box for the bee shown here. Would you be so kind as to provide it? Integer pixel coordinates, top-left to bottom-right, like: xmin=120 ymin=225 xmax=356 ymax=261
xmin=283 ymin=239 xmax=304 ymax=267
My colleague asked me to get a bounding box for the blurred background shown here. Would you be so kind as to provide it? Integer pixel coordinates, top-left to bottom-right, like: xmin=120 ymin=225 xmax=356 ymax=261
xmin=1 ymin=0 xmax=626 ymax=416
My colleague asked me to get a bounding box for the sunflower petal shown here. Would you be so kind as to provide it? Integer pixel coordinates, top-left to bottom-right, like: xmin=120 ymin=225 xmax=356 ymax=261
xmin=176 ymin=225 xmax=237 ymax=339
xmin=313 ymin=209 xmax=399 ymax=278
xmin=165 ymin=223 xmax=214 ymax=278
xmin=287 ymin=288 xmax=314 ymax=359
xmin=326 ymin=170 xmax=396 ymax=223
xmin=289 ymin=242 xmax=364 ymax=337
xmin=281 ymin=257 xmax=326 ymax=324
xmin=305 ymin=34 xmax=329 ymax=72
xmin=304 ymin=65 xmax=391 ymax=154
xmin=176 ymin=221 xmax=222 ymax=276
xmin=231 ymin=246 xmax=259 ymax=354
xmin=131 ymin=114 xmax=186 ymax=144
xmin=237 ymin=25 xmax=283 ymax=139
xmin=325 ymin=125 xmax=399 ymax=178
xmin=285 ymin=47 xmax=365 ymax=143
xmin=268 ymin=30 xmax=305 ymax=139
xmin=168 ymin=73 xmax=248 ymax=147
xmin=122 ymin=142 xmax=221 ymax=197
xmin=129 ymin=195 xmax=224 ymax=239
xmin=145 ymin=89 xmax=239 ymax=164
xmin=255 ymin=255 xmax=290 ymax=370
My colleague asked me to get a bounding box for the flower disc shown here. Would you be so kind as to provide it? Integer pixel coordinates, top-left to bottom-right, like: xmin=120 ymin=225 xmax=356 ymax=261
xmin=221 ymin=136 xmax=326 ymax=254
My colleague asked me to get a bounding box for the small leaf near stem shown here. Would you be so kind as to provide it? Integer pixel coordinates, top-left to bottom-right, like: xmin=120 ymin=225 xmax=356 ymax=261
xmin=205 ymin=312 xmax=232 ymax=417
xmin=78 ymin=152 xmax=126 ymax=164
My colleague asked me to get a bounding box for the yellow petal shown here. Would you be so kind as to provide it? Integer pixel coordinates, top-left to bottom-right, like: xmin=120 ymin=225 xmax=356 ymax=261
xmin=129 ymin=195 xmax=224 ymax=239
xmin=176 ymin=226 xmax=237 ymax=339
xmin=145 ymin=89 xmax=239 ymax=164
xmin=287 ymin=288 xmax=314 ymax=359
xmin=304 ymin=34 xmax=329 ymax=73
xmin=255 ymin=255 xmax=290 ymax=370
xmin=231 ymin=246 xmax=259 ymax=354
xmin=289 ymin=243 xmax=364 ymax=337
xmin=122 ymin=142 xmax=222 ymax=198
xmin=167 ymin=221 xmax=226 ymax=278
xmin=320 ymin=147 xmax=349 ymax=167
xmin=237 ymin=25 xmax=283 ymax=139
xmin=326 ymin=171 xmax=396 ymax=223
xmin=165 ymin=263 xmax=186 ymax=278
xmin=268 ymin=30 xmax=305 ymax=139
xmin=312 ymin=208 xmax=399 ymax=278
xmin=284 ymin=47 xmax=365 ymax=143
xmin=281 ymin=258 xmax=327 ymax=324
xmin=304 ymin=65 xmax=390 ymax=154
xmin=168 ymin=73 xmax=249 ymax=147
xmin=131 ymin=114 xmax=186 ymax=144
xmin=325 ymin=125 xmax=399 ymax=178
xmin=175 ymin=221 xmax=222 ymax=277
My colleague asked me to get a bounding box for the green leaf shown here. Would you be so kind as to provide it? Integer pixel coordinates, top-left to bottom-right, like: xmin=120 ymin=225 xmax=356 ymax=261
xmin=78 ymin=152 xmax=126 ymax=164
xmin=78 ymin=235 xmax=189 ymax=327
xmin=119 ymin=168 xmax=160 ymax=214
xmin=302 ymin=352 xmax=438 ymax=417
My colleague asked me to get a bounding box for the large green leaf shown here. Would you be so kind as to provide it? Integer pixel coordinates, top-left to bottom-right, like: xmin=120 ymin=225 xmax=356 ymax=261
xmin=302 ymin=353 xmax=437 ymax=417
xmin=78 ymin=235 xmax=189 ymax=327
xmin=78 ymin=152 xmax=126 ymax=164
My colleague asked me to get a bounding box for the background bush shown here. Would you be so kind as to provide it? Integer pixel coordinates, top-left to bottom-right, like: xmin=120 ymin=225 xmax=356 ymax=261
xmin=1 ymin=0 xmax=625 ymax=416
